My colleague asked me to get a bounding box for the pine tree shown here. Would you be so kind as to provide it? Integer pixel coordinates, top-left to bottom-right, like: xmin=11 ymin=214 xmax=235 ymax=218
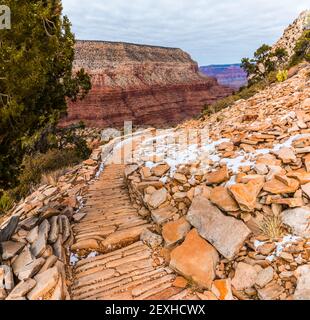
xmin=0 ymin=0 xmax=91 ymax=189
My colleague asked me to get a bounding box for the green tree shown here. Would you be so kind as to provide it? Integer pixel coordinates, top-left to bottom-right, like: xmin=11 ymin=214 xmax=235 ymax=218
xmin=290 ymin=30 xmax=310 ymax=66
xmin=0 ymin=0 xmax=91 ymax=189
xmin=241 ymin=44 xmax=287 ymax=85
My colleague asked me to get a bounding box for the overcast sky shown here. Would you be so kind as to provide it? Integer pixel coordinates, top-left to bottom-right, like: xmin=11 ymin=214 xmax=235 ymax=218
xmin=62 ymin=0 xmax=309 ymax=66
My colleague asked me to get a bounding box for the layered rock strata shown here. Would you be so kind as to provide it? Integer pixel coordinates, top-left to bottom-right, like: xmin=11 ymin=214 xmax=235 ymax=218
xmin=61 ymin=41 xmax=232 ymax=128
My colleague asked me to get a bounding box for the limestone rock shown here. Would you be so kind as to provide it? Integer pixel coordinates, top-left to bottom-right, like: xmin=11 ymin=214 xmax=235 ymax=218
xmin=140 ymin=230 xmax=163 ymax=249
xmin=151 ymin=163 xmax=170 ymax=177
xmin=257 ymin=282 xmax=284 ymax=300
xmin=170 ymin=229 xmax=219 ymax=289
xmin=6 ymin=279 xmax=36 ymax=300
xmin=186 ymin=195 xmax=251 ymax=259
xmin=210 ymin=186 xmax=239 ymax=212
xmin=146 ymin=188 xmax=168 ymax=209
xmin=294 ymin=265 xmax=310 ymax=300
xmin=1 ymin=241 xmax=25 ymax=260
xmin=281 ymin=207 xmax=310 ymax=237
xmin=18 ymin=257 xmax=45 ymax=281
xmin=211 ymin=279 xmax=234 ymax=300
xmin=151 ymin=205 xmax=177 ymax=225
xmin=255 ymin=266 xmax=274 ymax=288
xmin=232 ymin=262 xmax=258 ymax=291
xmin=162 ymin=217 xmax=191 ymax=247
xmin=263 ymin=175 xmax=299 ymax=194
xmin=27 ymin=266 xmax=60 ymax=300
xmin=205 ymin=166 xmax=229 ymax=185
xmin=229 ymin=179 xmax=264 ymax=212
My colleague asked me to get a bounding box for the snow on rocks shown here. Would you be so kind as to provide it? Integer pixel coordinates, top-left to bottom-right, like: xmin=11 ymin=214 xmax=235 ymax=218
xmin=124 ymin=63 xmax=310 ymax=300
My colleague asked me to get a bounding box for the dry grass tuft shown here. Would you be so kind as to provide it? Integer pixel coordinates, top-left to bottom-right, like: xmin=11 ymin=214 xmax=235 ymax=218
xmin=259 ymin=214 xmax=285 ymax=239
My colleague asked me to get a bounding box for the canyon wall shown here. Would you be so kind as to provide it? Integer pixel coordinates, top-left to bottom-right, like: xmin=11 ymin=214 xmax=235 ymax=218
xmin=61 ymin=41 xmax=232 ymax=128
xmin=199 ymin=64 xmax=247 ymax=90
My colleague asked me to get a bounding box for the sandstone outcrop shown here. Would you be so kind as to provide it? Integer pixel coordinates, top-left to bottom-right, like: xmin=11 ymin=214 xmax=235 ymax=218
xmin=60 ymin=41 xmax=232 ymax=128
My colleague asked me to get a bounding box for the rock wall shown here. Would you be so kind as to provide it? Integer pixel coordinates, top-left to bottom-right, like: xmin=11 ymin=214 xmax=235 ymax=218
xmin=61 ymin=41 xmax=232 ymax=128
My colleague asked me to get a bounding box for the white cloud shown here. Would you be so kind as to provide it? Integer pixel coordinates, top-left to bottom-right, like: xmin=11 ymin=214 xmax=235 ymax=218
xmin=62 ymin=0 xmax=309 ymax=65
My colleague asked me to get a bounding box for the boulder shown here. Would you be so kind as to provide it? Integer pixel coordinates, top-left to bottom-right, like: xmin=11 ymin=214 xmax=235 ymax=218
xmin=186 ymin=195 xmax=251 ymax=259
xmin=281 ymin=207 xmax=310 ymax=237
xmin=162 ymin=217 xmax=191 ymax=247
xmin=231 ymin=262 xmax=258 ymax=291
xmin=170 ymin=229 xmax=219 ymax=289
xmin=294 ymin=265 xmax=310 ymax=300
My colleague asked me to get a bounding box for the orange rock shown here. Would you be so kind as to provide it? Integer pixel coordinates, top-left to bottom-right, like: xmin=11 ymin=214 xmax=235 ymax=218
xmin=275 ymin=147 xmax=297 ymax=164
xmin=172 ymin=276 xmax=188 ymax=288
xmin=229 ymin=179 xmax=264 ymax=212
xmin=169 ymin=229 xmax=219 ymax=289
xmin=263 ymin=175 xmax=299 ymax=194
xmin=287 ymin=171 xmax=310 ymax=185
xmin=151 ymin=163 xmax=170 ymax=177
xmin=205 ymin=166 xmax=229 ymax=185
xmin=210 ymin=186 xmax=239 ymax=212
xmin=271 ymin=197 xmax=304 ymax=208
xmin=162 ymin=217 xmax=191 ymax=247
xmin=211 ymin=279 xmax=234 ymax=300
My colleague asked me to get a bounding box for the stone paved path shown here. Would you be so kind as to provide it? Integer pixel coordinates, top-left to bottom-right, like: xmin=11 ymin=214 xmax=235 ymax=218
xmin=70 ymin=165 xmax=191 ymax=300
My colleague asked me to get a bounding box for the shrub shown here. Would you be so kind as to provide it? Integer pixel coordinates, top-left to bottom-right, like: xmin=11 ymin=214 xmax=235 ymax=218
xmin=289 ymin=30 xmax=310 ymax=67
xmin=276 ymin=70 xmax=288 ymax=82
xmin=0 ymin=191 xmax=15 ymax=215
xmin=14 ymin=148 xmax=83 ymax=199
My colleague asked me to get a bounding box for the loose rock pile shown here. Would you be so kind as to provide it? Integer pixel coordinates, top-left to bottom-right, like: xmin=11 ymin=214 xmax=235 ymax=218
xmin=125 ymin=63 xmax=310 ymax=300
xmin=0 ymin=143 xmax=105 ymax=300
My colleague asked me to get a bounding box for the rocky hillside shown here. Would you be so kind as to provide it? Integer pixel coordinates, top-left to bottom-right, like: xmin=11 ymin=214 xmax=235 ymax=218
xmin=60 ymin=41 xmax=232 ymax=128
xmin=273 ymin=10 xmax=310 ymax=61
xmin=199 ymin=64 xmax=248 ymax=90
xmin=124 ymin=62 xmax=310 ymax=300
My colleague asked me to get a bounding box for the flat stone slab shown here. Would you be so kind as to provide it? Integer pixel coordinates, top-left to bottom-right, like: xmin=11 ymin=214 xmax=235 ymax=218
xmin=186 ymin=195 xmax=251 ymax=260
xmin=1 ymin=241 xmax=25 ymax=260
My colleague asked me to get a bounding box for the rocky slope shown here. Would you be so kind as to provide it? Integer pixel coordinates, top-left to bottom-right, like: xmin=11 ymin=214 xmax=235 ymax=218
xmin=60 ymin=41 xmax=232 ymax=128
xmin=124 ymin=62 xmax=310 ymax=300
xmin=273 ymin=10 xmax=310 ymax=61
xmin=199 ymin=64 xmax=247 ymax=90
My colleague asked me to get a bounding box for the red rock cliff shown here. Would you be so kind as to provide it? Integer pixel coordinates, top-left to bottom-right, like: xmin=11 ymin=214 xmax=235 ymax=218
xmin=61 ymin=41 xmax=233 ymax=128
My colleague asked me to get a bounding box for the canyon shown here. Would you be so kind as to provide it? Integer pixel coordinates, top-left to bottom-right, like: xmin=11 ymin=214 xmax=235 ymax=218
xmin=61 ymin=41 xmax=232 ymax=128
xmin=199 ymin=64 xmax=248 ymax=90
